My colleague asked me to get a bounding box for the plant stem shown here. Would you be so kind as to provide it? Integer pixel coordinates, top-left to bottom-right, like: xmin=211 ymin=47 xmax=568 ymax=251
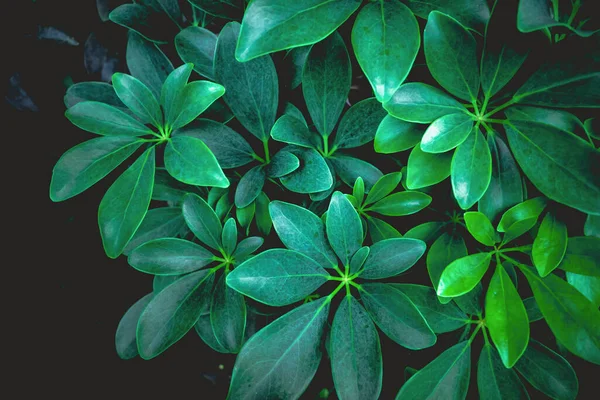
xmin=322 ymin=134 xmax=330 ymax=156
xmin=483 ymin=98 xmax=518 ymax=119
xmin=498 ymin=245 xmax=533 ymax=253
xmin=251 ymin=152 xmax=266 ymax=163
xmin=262 ymin=139 xmax=270 ymax=163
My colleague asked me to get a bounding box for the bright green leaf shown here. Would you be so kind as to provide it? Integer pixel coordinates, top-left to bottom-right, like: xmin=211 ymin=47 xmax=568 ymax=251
xmin=533 ymin=212 xmax=568 ymax=277
xmin=360 ymin=238 xmax=425 ymax=279
xmin=129 ymin=238 xmax=214 ymax=275
xmin=437 ymin=252 xmax=492 ymax=298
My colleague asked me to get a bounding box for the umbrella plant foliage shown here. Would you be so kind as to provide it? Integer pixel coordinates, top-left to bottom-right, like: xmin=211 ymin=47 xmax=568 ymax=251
xmin=49 ymin=0 xmax=600 ymax=399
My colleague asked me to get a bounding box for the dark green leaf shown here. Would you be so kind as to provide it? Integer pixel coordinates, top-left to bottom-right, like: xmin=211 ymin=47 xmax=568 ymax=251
xmin=64 ymin=82 xmax=127 ymax=111
xmin=351 ymin=0 xmax=420 ymax=102
xmin=558 ymin=236 xmax=600 ymax=276
xmin=367 ymin=217 xmax=402 ymax=243
xmin=99 ymin=147 xmax=155 ymax=258
xmin=331 ymin=296 xmax=382 ymax=400
xmin=284 ymin=46 xmax=311 ymax=90
xmin=170 ymin=81 xmax=225 ymax=131
xmin=268 ymin=150 xmax=300 ymax=178
xmin=280 ymin=147 xmax=334 ymax=193
xmin=129 ymin=238 xmax=214 ymax=275
xmin=368 ymin=191 xmax=431 ymax=217
xmin=126 ymin=31 xmax=173 ymax=100
xmin=360 ymin=238 xmax=425 ymax=279
xmin=255 ymin=192 xmax=272 ymax=236
xmin=533 ymin=212 xmax=568 ymax=277
xmin=333 ymin=98 xmax=387 ymax=150
xmin=235 ymin=0 xmax=361 ymax=61
xmin=477 ymin=344 xmax=529 ymax=400
xmin=189 ymin=0 xmax=244 ymax=19
xmin=524 ymin=297 xmax=543 ymax=322
xmin=361 ymin=283 xmax=436 ymax=349
xmin=405 ymin=221 xmax=445 ymax=243
xmin=330 ymin=155 xmax=383 ymax=191
xmin=566 ymin=272 xmax=600 ymax=307
xmin=497 ymin=197 xmax=547 ymax=243
xmin=215 ymin=22 xmax=278 ymax=141
xmin=464 ymin=211 xmax=499 ymax=246
xmin=303 ymin=31 xmax=351 ymax=137
xmin=271 ymin=114 xmax=319 ymax=149
xmin=455 ymin=283 xmax=484 ymax=316
xmin=211 ymin=274 xmax=246 ymax=353
xmin=116 ymin=293 xmax=153 ymax=360
xmin=437 ymin=252 xmax=492 ymax=298
xmin=123 ymin=207 xmax=187 ymax=255
xmin=353 ymin=177 xmax=365 ymax=206
xmin=517 ymin=0 xmax=599 ymax=37
xmin=195 ymin=311 xmax=229 ymax=353
xmin=421 ymin=113 xmax=474 ymax=153
xmin=221 ymin=218 xmax=237 ymax=256
xmin=66 ymin=101 xmax=153 ymax=137
xmin=349 ymin=246 xmax=370 ymax=275
xmin=424 ymin=11 xmax=479 ymax=101
xmin=235 ymin=166 xmax=266 ymax=208
xmin=403 ymin=0 xmax=490 ymax=30
xmin=327 ymin=191 xmax=363 ymax=266
xmin=175 ymin=26 xmax=217 ymax=80
xmin=233 ymin=237 xmax=264 ymax=263
xmin=365 ymin=172 xmax=402 ymax=205
xmin=160 ymin=63 xmax=193 ymax=129
xmin=182 ymin=193 xmax=222 ymax=250
xmin=112 ymin=73 xmax=162 ymax=128
xmin=374 ymin=115 xmax=424 ymax=153
xmin=227 ymin=298 xmax=330 ymax=399
xmin=109 ymin=4 xmax=170 ymax=43
xmin=406 ymin=145 xmax=452 ymax=189
xmin=427 ymin=233 xmax=468 ymax=295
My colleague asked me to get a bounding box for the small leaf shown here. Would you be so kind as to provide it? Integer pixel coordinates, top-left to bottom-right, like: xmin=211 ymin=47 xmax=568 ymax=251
xmin=66 ymin=101 xmax=153 ymax=137
xmin=403 ymin=0 xmax=490 ymax=31
xmin=221 ymin=218 xmax=237 ymax=256
xmin=170 ymin=81 xmax=225 ymax=131
xmin=497 ymin=197 xmax=547 ymax=243
xmin=360 ymin=238 xmax=425 ymax=280
xmin=330 ymin=155 xmax=383 ymax=191
xmin=404 ymin=221 xmax=445 ymax=243
xmin=115 ymin=293 xmax=153 ymax=360
xmin=464 ymin=211 xmax=499 ymax=246
xmin=129 ymin=238 xmax=214 ymax=275
xmin=126 ymin=31 xmax=174 ymax=100
xmin=368 ymin=217 xmax=402 ymax=243
xmin=406 ymin=146 xmax=452 ymax=190
xmin=161 ymin=64 xmax=193 ymax=128
xmin=421 ymin=113 xmax=474 ymax=153
xmin=210 ymin=274 xmax=246 ymax=353
xmin=477 ymin=344 xmax=529 ymax=400
xmin=271 ymin=114 xmax=318 ymax=149
xmin=368 ymin=191 xmax=432 ymax=216
xmin=227 ymin=249 xmax=330 ymax=307
xmin=112 ymin=73 xmax=162 ymax=127
xmin=352 ymin=177 xmax=365 ymax=206
xmin=365 ymin=172 xmax=402 ymax=205
xmin=182 ymin=193 xmax=222 ymax=250
xmin=175 ymin=26 xmax=217 ymax=80
xmin=235 ymin=166 xmax=266 ymax=208
xmin=333 ymin=98 xmax=387 ymax=149
xmin=374 ymin=115 xmax=424 ymax=153
xmin=232 ymin=237 xmax=264 ymax=262
xmin=384 ymin=83 xmax=466 ymax=123
xmin=437 ymin=253 xmax=492 ymax=298
xmin=280 ymin=147 xmax=334 ymax=193
xmin=349 ymin=246 xmax=370 ymax=275
xmin=123 ymin=207 xmax=187 ymax=255
xmin=255 ymin=192 xmax=272 ymax=236
xmin=268 ymin=151 xmax=300 ymax=178
xmin=533 ymin=213 xmax=568 ymax=277
xmin=327 ymin=192 xmax=363 ymax=266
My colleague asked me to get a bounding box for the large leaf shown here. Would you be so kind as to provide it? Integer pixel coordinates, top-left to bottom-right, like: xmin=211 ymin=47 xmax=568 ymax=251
xmin=374 ymin=115 xmax=424 ymax=153
xmin=210 ymin=274 xmax=246 ymax=353
xmin=515 ymin=340 xmax=579 ymax=400
xmin=477 ymin=344 xmax=529 ymax=400
xmin=486 ymin=265 xmax=530 ymax=368
xmin=98 ymin=147 xmax=155 ymax=258
xmin=437 ymin=252 xmax=492 ymax=298
xmin=326 ymin=191 xmax=363 ymax=266
xmin=383 ymin=83 xmax=466 ymax=123
xmin=505 ymin=121 xmax=600 ymax=214
xmin=112 ymin=73 xmax=162 ymax=127
xmin=123 ymin=207 xmax=187 ymax=255
xmin=331 ymin=296 xmax=382 ymax=400
xmin=330 ymin=155 xmax=383 ymax=191
xmin=235 ymin=166 xmax=266 ymax=208
xmin=351 ymin=0 xmax=420 ymax=102
xmin=421 ymin=113 xmax=474 ymax=153
xmin=424 ymin=11 xmax=479 ymax=102
xmin=50 ymin=137 xmax=142 ymax=202
xmin=128 ymin=238 xmax=214 ymax=275
xmin=451 ymin=128 xmax=492 ymax=210
xmin=532 ymin=212 xmax=568 ymax=277
xmin=403 ymin=0 xmax=490 ymax=30
xmin=521 ymin=267 xmax=600 ymax=364
xmin=406 ymin=145 xmax=452 ymax=189
xmin=427 ymin=232 xmax=468 ymax=296
xmin=175 ymin=26 xmax=217 ymax=80
xmin=227 ymin=298 xmax=330 ymax=399
xmin=360 ymin=238 xmax=425 ymax=279
xmin=126 ymin=32 xmax=174 ymax=100
xmin=558 ymin=236 xmax=600 ymax=277
xmin=182 ymin=193 xmax=222 ymax=251
xmin=214 ymin=22 xmax=278 ymax=141
xmin=333 ymin=98 xmax=387 ymax=150
xmin=227 ymin=249 xmax=330 ymax=306
xmin=361 ymin=283 xmax=436 ymax=349
xmin=115 ymin=293 xmax=153 ymax=360
xmin=279 ymin=147 xmax=334 ymax=193
xmin=396 ymin=341 xmax=471 ymax=400
xmin=368 ymin=191 xmax=431 ymax=216
xmin=302 ymin=31 xmax=351 ymax=137
xmin=66 ymin=101 xmax=153 ymax=137
xmin=269 ymin=201 xmax=338 ymax=268
xmin=235 ymin=0 xmax=361 ymax=61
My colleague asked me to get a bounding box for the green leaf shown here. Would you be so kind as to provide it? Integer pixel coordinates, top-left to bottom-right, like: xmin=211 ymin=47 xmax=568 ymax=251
xmin=406 ymin=145 xmax=452 ymax=189
xmin=129 ymin=238 xmax=214 ymax=275
xmin=99 ymin=147 xmax=155 ymax=258
xmin=515 ymin=340 xmax=579 ymax=400
xmin=374 ymin=115 xmax=424 ymax=153
xmin=195 ymin=311 xmax=229 ymax=354
xmin=424 ymin=11 xmax=479 ymax=101
xmin=368 ymin=191 xmax=431 ymax=217
xmin=175 ymin=26 xmax=217 ymax=80
xmin=506 ymin=105 xmax=585 ymax=134
xmin=170 ymin=81 xmax=226 ymax=131
xmin=160 ymin=63 xmax=192 ymax=129
xmin=403 ymin=0 xmax=490 ymax=30
xmin=464 ymin=211 xmax=499 ymax=246
xmin=437 ymin=252 xmax=492 ymax=298
xmin=361 ymin=283 xmax=436 ymax=349
xmin=66 ymin=101 xmax=153 ymax=137
xmin=566 ymin=272 xmax=600 ymax=308
xmin=153 ymin=275 xmax=181 ymax=294
xmin=421 ymin=113 xmax=474 ymax=153
xmin=182 ymin=193 xmax=222 ymax=250
xmin=327 ymin=192 xmax=363 ymax=266
xmin=558 ymin=236 xmax=600 ymax=276
xmin=427 ymin=233 xmax=468 ymax=294
xmin=333 ymin=98 xmax=387 ymax=150
xmin=330 ymin=155 xmax=383 ymax=191
xmin=283 ymin=46 xmax=311 ymax=90
xmin=235 ymin=166 xmax=266 ymax=208
xmin=235 ymin=0 xmax=361 ymax=62
xmin=497 ymin=197 xmax=547 ymax=243
xmin=517 ymin=0 xmax=600 ymax=36
xmin=109 ymin=4 xmax=171 ymax=43
xmin=271 ymin=114 xmax=319 ymax=149
xmin=396 ymin=341 xmax=471 ymax=400
xmin=486 ymin=265 xmax=530 ymax=368
xmin=331 ymin=296 xmax=382 ymax=400
xmin=115 ymin=293 xmax=153 ymax=360
xmin=384 ymin=83 xmax=467 ymax=123
xmin=523 ymin=297 xmax=543 ymax=322
xmin=255 ymin=192 xmax=272 ymax=236
xmin=227 ymin=249 xmax=329 ymax=307
xmin=352 ymin=177 xmax=365 ymax=206
xmin=221 ymin=218 xmax=237 ymax=256
xmin=227 ymin=298 xmax=330 ymax=399
xmin=280 ymin=147 xmax=334 ymax=193
xmin=137 ymin=269 xmax=214 ymax=359
xmin=521 ymin=267 xmax=600 ymax=364
xmin=455 ymin=283 xmax=484 ymax=316
xmin=64 ymin=82 xmax=127 ymax=112
xmin=479 ymin=132 xmax=524 ymax=223
xmin=50 ymin=137 xmax=142 ymax=202
xmin=477 ymin=344 xmax=529 ymax=400
xmin=123 ymin=207 xmax=187 ymax=255
xmin=303 ymin=31 xmax=351 ymax=137
xmin=392 ymin=284 xmax=468 ymax=334
xmin=349 ymin=246 xmax=370 ymax=275
xmin=365 ymin=172 xmax=402 ymax=205
xmin=451 ymin=128 xmax=492 ymax=210
xmin=268 ymin=151 xmax=300 ymax=178
xmin=360 ymin=238 xmax=425 ymax=279
xmin=177 ymin=120 xmax=253 ymax=169
xmin=368 ymin=217 xmax=402 ymax=243
xmin=189 ymin=0 xmax=244 ymax=19
xmin=126 ymin=32 xmax=174 ymax=100
xmin=215 ymin=22 xmax=278 ymax=141
xmin=351 ymin=0 xmax=420 ymax=102
xmin=112 ymin=73 xmax=162 ymax=127
xmin=405 ymin=221 xmax=445 ymax=243
xmin=164 ymin=135 xmax=228 ymax=187
xmin=533 ymin=213 xmax=568 ymax=277
xmin=211 ymin=274 xmax=246 ymax=353
xmin=505 ymin=120 xmax=600 ymax=214
xmin=233 ymin=237 xmax=264 ymax=263
xmin=269 ymin=201 xmax=337 ymax=268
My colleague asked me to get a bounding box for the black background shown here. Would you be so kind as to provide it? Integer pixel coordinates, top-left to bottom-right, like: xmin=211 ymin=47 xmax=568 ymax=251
xmin=6 ymin=0 xmax=598 ymax=398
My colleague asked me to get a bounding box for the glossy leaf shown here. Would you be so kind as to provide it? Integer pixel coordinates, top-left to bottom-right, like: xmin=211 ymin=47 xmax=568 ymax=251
xmin=303 ymin=31 xmax=351 ymax=137
xmin=99 ymin=147 xmax=155 ymax=258
xmin=368 ymin=217 xmax=402 ymax=243
xmin=349 ymin=246 xmax=370 ymax=275
xmin=497 ymin=197 xmax=547 ymax=243
xmin=160 ymin=64 xmax=193 ymax=129
xmin=170 ymin=81 xmax=225 ymax=131
xmin=360 ymin=238 xmax=425 ymax=279
xmin=280 ymin=147 xmax=334 ymax=193
xmin=533 ymin=213 xmax=568 ymax=277
xmin=352 ymin=0 xmax=420 ymax=102
xmin=235 ymin=166 xmax=266 ymax=208
xmin=115 ymin=293 xmax=153 ymax=360
xmin=271 ymin=114 xmax=319 ymax=149
xmin=464 ymin=211 xmax=499 ymax=246
xmin=421 ymin=113 xmax=474 ymax=153
xmin=427 ymin=233 xmax=468 ymax=294
xmin=327 ymin=192 xmax=363 ymax=266
xmin=233 ymin=237 xmax=264 ymax=263
xmin=374 ymin=115 xmax=424 ymax=153
xmin=211 ymin=274 xmax=246 ymax=353
xmin=361 ymin=283 xmax=436 ymax=349
xmin=221 ymin=218 xmax=237 ymax=256
xmin=175 ymin=26 xmax=217 ymax=80
xmin=228 ymin=249 xmax=329 ymax=307
xmin=384 ymin=83 xmax=466 ymax=123
xmin=403 ymin=0 xmax=490 ymax=30
xmin=451 ymin=128 xmax=492 ymax=210
xmin=330 ymin=155 xmax=383 ymax=192
xmin=227 ymin=298 xmax=330 ymax=399
xmin=405 ymin=221 xmax=445 ymax=243
xmin=368 ymin=191 xmax=432 ymax=217
xmin=182 ymin=193 xmax=222 ymax=251
xmin=268 ymin=151 xmax=300 ymax=178
xmin=424 ymin=11 xmax=479 ymax=101
xmin=129 ymin=238 xmax=214 ymax=275
xmin=437 ymin=253 xmax=492 ymax=298
xmin=333 ymin=98 xmax=387 ymax=150
xmin=66 ymin=101 xmax=153 ymax=137
xmin=477 ymin=344 xmax=529 ymax=400
xmin=406 ymin=145 xmax=452 ymax=189
xmin=566 ymin=272 xmax=600 ymax=307
xmin=365 ymin=172 xmax=402 ymax=205
xmin=558 ymin=236 xmax=600 ymax=276
xmin=331 ymin=296 xmax=382 ymax=400
xmin=64 ymin=82 xmax=127 ymax=111
xmin=126 ymin=31 xmax=173 ymax=100
xmin=123 ymin=207 xmax=187 ymax=255
xmin=352 ymin=177 xmax=365 ymax=206
xmin=112 ymin=73 xmax=162 ymax=127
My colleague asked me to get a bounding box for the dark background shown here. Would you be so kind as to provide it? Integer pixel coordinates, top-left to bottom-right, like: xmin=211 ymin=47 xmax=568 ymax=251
xmin=6 ymin=0 xmax=598 ymax=398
